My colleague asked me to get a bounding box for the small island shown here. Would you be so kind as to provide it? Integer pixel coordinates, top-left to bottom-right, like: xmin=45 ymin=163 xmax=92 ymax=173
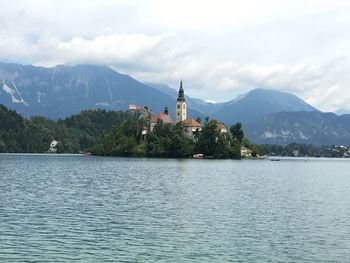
xmin=92 ymin=81 xmax=258 ymax=159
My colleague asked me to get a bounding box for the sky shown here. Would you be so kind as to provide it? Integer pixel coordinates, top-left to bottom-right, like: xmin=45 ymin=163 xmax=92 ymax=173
xmin=1 ymin=0 xmax=350 ymax=111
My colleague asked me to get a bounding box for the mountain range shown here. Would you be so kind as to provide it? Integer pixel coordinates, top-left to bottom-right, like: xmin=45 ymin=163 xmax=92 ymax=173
xmin=146 ymin=83 xmax=317 ymax=124
xmin=0 ymin=62 xmax=176 ymax=119
xmin=1 ymin=61 xmax=350 ymax=145
xmin=0 ymin=62 xmax=316 ymax=122
xmin=335 ymin=109 xmax=350 ymax=116
xmin=245 ymin=111 xmax=350 ymax=145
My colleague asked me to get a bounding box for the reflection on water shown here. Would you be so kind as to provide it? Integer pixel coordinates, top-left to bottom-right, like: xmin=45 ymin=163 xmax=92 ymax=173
xmin=0 ymin=154 xmax=350 ymax=262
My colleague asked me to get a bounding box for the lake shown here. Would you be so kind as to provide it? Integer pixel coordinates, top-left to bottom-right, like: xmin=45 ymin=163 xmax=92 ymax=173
xmin=0 ymin=154 xmax=350 ymax=262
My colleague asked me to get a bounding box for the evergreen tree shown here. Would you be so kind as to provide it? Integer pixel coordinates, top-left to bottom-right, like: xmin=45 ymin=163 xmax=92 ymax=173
xmin=230 ymin=122 xmax=244 ymax=143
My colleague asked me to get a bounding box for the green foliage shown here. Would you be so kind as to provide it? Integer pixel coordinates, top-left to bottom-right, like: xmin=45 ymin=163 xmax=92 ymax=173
xmin=0 ymin=103 xmax=260 ymax=159
xmin=0 ymin=139 xmax=6 ymax=152
xmin=0 ymin=104 xmax=26 ymax=152
xmin=241 ymin=137 xmax=262 ymax=157
xmin=228 ymin=122 xmax=250 ymax=159
xmin=229 ymin=142 xmax=241 ymax=159
xmin=0 ymin=104 xmax=136 ymax=153
xmin=230 ymin=122 xmax=244 ymax=143
xmin=214 ymin=133 xmax=230 ymax=158
xmin=260 ymin=143 xmax=349 ymax=158
xmin=62 ymin=109 xmax=128 ymax=150
xmin=92 ymin=119 xmax=195 ymax=158
xmin=196 ymin=119 xmax=241 ymax=159
xmin=91 ymin=112 xmax=145 ymax=156
xmin=197 ymin=120 xmax=219 ymax=156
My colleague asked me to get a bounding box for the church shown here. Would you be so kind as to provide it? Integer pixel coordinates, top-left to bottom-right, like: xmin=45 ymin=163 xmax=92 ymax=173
xmin=150 ymin=81 xmax=202 ymax=138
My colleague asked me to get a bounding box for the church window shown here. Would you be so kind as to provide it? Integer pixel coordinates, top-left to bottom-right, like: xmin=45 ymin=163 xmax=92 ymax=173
xmin=183 ymin=104 xmax=186 ymax=109
xmin=177 ymin=104 xmax=180 ymax=109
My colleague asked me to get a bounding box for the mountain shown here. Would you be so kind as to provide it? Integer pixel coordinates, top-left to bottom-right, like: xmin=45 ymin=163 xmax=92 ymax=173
xmin=335 ymin=109 xmax=350 ymax=116
xmin=0 ymin=61 xmax=319 ymax=124
xmin=147 ymin=84 xmax=318 ymax=124
xmin=146 ymin=82 xmax=225 ymax=115
xmin=145 ymin=82 xmax=215 ymax=119
xmin=144 ymin=82 xmax=178 ymax=98
xmin=245 ymin=111 xmax=350 ymax=145
xmin=212 ymin=89 xmax=318 ymax=124
xmin=0 ymin=62 xmax=178 ymax=119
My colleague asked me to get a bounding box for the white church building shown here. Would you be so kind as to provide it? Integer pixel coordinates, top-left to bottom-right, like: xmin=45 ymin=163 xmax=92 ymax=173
xmin=150 ymin=80 xmax=202 ymax=138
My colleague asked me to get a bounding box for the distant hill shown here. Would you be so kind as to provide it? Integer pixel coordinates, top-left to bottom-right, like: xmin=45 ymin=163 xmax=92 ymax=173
xmin=145 ymin=82 xmax=210 ymax=119
xmin=0 ymin=61 xmax=320 ymax=125
xmin=147 ymin=84 xmax=318 ymax=124
xmin=212 ymin=89 xmax=318 ymax=124
xmin=245 ymin=111 xmax=350 ymax=145
xmin=1 ymin=60 xmax=349 ymax=147
xmin=335 ymin=109 xmax=350 ymax=116
xmin=0 ymin=103 xmax=138 ymax=153
xmin=0 ymin=62 xmax=177 ymax=119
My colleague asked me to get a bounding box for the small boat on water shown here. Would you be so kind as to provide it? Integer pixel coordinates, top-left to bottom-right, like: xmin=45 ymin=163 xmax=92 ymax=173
xmin=193 ymin=153 xmax=204 ymax=159
xmin=269 ymin=158 xmax=281 ymax=161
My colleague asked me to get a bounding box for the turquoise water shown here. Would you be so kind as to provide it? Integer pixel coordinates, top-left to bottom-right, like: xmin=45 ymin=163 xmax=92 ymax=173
xmin=0 ymin=154 xmax=350 ymax=262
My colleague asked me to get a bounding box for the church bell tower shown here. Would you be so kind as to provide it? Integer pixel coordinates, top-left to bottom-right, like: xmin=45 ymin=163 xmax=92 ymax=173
xmin=176 ymin=80 xmax=187 ymax=122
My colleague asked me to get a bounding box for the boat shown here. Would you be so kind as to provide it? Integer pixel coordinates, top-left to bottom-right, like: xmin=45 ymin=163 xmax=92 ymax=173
xmin=193 ymin=153 xmax=204 ymax=159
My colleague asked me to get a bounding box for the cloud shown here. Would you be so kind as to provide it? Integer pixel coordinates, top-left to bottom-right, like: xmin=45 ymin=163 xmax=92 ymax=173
xmin=1 ymin=0 xmax=350 ymax=111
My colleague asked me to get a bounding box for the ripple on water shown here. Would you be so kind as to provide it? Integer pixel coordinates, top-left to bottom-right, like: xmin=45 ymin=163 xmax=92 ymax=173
xmin=0 ymin=154 xmax=350 ymax=262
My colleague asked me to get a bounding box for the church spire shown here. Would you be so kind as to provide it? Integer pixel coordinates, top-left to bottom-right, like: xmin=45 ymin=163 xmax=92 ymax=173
xmin=176 ymin=79 xmax=187 ymax=122
xmin=177 ymin=80 xmax=185 ymax=102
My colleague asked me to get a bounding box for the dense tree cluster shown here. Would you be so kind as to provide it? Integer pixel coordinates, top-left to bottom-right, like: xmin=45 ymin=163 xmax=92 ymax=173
xmin=0 ymin=105 xmax=27 ymax=152
xmin=3 ymin=103 xmax=347 ymax=158
xmin=260 ymin=143 xmax=350 ymax=158
xmin=92 ymin=119 xmax=195 ymax=157
xmin=0 ymin=104 xmax=130 ymax=153
xmin=0 ymin=103 xmax=255 ymax=159
xmin=92 ymin=116 xmax=249 ymax=159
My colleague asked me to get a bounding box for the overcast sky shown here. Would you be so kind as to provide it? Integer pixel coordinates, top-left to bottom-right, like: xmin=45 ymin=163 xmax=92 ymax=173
xmin=1 ymin=0 xmax=350 ymax=111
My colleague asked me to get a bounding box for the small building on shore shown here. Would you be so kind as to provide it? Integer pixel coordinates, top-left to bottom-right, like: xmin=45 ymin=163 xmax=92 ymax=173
xmin=183 ymin=118 xmax=202 ymax=138
xmin=48 ymin=140 xmax=58 ymax=153
xmin=241 ymin=146 xmax=253 ymax=158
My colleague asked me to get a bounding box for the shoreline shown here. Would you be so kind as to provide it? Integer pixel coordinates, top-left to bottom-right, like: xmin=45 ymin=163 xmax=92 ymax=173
xmin=1 ymin=153 xmax=350 ymax=161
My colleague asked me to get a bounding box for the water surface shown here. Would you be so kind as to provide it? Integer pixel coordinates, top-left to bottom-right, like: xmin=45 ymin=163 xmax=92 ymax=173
xmin=1 ymin=154 xmax=350 ymax=262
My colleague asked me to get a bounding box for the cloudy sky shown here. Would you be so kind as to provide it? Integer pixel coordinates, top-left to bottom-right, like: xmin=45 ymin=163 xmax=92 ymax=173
xmin=1 ymin=0 xmax=350 ymax=111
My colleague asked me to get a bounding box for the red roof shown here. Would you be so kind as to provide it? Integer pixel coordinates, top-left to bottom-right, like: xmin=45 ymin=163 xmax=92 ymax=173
xmin=182 ymin=119 xmax=202 ymax=127
xmin=150 ymin=112 xmax=174 ymax=124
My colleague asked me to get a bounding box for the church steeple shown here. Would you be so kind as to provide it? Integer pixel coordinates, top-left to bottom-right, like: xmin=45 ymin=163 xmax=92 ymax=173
xmin=177 ymin=80 xmax=185 ymax=102
xmin=176 ymin=80 xmax=187 ymax=122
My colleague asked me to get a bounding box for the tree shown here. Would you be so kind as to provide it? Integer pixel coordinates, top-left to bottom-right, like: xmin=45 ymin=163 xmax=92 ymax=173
xmin=214 ymin=133 xmax=230 ymax=158
xmin=229 ymin=141 xmax=241 ymax=159
xmin=228 ymin=122 xmax=246 ymax=159
xmin=196 ymin=119 xmax=231 ymax=158
xmin=230 ymin=122 xmax=244 ymax=143
xmin=0 ymin=140 xmax=6 ymax=152
xmin=197 ymin=119 xmax=219 ymax=156
xmin=169 ymin=123 xmax=194 ymax=157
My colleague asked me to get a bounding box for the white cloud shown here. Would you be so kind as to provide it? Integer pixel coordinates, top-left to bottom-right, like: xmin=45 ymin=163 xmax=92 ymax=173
xmin=1 ymin=0 xmax=350 ymax=111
